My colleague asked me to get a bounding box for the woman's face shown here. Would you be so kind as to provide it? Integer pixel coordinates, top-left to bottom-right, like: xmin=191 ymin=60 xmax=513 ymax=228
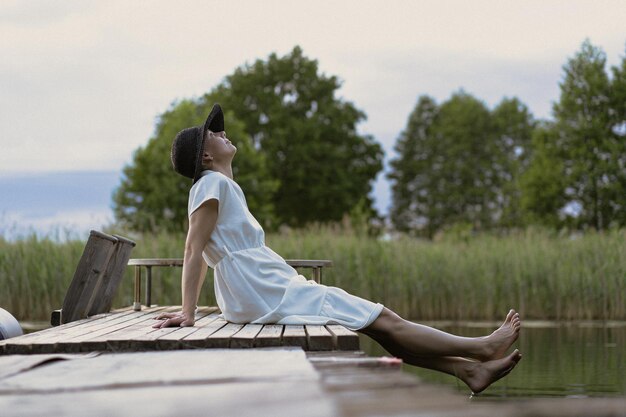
xmin=203 ymin=130 xmax=237 ymax=165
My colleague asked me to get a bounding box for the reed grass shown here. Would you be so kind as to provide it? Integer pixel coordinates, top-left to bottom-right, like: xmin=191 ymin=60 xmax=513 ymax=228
xmin=1 ymin=225 xmax=624 ymax=322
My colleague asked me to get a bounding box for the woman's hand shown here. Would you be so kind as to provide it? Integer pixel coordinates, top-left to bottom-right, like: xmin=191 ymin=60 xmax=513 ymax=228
xmin=152 ymin=311 xmax=195 ymax=328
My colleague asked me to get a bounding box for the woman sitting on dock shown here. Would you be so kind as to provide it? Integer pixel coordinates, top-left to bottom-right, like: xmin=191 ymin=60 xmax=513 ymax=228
xmin=154 ymin=104 xmax=522 ymax=394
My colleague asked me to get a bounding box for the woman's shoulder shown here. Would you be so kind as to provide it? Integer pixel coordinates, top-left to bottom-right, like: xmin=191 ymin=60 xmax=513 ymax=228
xmin=193 ymin=170 xmax=229 ymax=188
xmin=190 ymin=170 xmax=242 ymax=200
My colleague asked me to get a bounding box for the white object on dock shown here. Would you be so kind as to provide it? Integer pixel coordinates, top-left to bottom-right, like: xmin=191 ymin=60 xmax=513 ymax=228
xmin=0 ymin=308 xmax=23 ymax=340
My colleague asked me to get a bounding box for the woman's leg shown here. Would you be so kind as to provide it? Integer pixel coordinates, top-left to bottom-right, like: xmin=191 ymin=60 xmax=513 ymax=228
xmin=359 ymin=307 xmax=521 ymax=361
xmin=361 ymin=316 xmax=522 ymax=393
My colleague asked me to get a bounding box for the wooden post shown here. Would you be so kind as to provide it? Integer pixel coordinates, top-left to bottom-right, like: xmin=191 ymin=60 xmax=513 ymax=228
xmin=313 ymin=267 xmax=321 ymax=284
xmin=146 ymin=266 xmax=152 ymax=307
xmin=134 ymin=266 xmax=142 ymax=311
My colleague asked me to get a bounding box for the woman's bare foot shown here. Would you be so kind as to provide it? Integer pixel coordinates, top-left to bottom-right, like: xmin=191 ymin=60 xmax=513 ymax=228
xmin=459 ymin=349 xmax=522 ymax=394
xmin=477 ymin=309 xmax=521 ymax=361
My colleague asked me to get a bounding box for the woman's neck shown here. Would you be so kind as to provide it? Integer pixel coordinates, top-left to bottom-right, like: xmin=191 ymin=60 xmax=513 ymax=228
xmin=209 ymin=162 xmax=233 ymax=180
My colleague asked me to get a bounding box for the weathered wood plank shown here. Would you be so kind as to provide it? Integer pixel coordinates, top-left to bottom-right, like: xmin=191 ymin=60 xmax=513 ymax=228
xmin=180 ymin=318 xmax=229 ymax=348
xmin=0 ymin=348 xmax=316 ymax=391
xmin=0 ymin=310 xmax=119 ymax=351
xmin=206 ymin=323 xmax=245 ymax=348
xmin=1 ymin=310 xmax=147 ymax=355
xmin=305 ymin=325 xmax=334 ymax=351
xmin=60 ymin=307 xmax=170 ymax=340
xmin=326 ymin=325 xmax=360 ymax=350
xmin=229 ymin=324 xmax=263 ymax=348
xmin=76 ymin=307 xmax=196 ymax=352
xmin=0 ymin=352 xmax=100 ymax=380
xmin=3 ymin=306 xmax=360 ymax=354
xmin=29 ymin=308 xmax=171 ymax=354
xmin=155 ymin=310 xmax=221 ymax=350
xmin=60 ymin=231 xmax=118 ymax=324
xmin=283 ymin=325 xmax=308 ymax=349
xmin=71 ymin=307 xmax=179 ymax=352
xmin=123 ymin=310 xmax=216 ymax=351
xmin=0 ymin=349 xmax=336 ymax=417
xmin=127 ymin=258 xmax=332 ymax=268
xmin=253 ymin=324 xmax=284 ymax=348
xmin=0 ymin=382 xmax=339 ymax=417
xmin=88 ymin=235 xmax=135 ymax=316
xmin=285 ymin=259 xmax=333 ymax=268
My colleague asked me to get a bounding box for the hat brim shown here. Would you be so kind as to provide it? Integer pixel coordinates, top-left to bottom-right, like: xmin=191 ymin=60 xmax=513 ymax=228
xmin=192 ymin=104 xmax=224 ymax=184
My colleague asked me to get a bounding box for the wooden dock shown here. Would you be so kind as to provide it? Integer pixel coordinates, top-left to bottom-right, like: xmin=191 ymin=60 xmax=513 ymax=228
xmin=2 ymin=305 xmax=625 ymax=416
xmin=1 ymin=346 xmax=624 ymax=417
xmin=0 ymin=306 xmax=360 ymax=355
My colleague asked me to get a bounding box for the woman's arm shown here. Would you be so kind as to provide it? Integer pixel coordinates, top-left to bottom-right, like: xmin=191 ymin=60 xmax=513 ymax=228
xmin=153 ymin=199 xmax=218 ymax=328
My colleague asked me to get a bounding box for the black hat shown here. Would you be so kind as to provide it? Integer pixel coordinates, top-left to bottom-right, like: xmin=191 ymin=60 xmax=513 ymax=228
xmin=171 ymin=104 xmax=224 ymax=184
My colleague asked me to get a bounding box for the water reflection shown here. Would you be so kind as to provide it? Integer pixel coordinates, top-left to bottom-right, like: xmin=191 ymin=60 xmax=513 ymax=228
xmin=358 ymin=322 xmax=626 ymax=399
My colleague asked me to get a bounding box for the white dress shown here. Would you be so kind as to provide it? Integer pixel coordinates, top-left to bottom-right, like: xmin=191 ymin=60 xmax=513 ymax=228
xmin=188 ymin=170 xmax=384 ymax=331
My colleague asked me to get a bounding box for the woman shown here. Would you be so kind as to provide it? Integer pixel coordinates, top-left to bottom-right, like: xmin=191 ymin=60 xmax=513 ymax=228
xmin=154 ymin=104 xmax=522 ymax=394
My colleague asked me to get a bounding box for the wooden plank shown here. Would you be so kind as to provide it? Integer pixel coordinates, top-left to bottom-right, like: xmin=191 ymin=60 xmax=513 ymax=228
xmin=205 ymin=323 xmax=245 ymax=348
xmin=1 ymin=310 xmax=145 ymax=355
xmin=100 ymin=327 xmax=162 ymax=351
xmin=88 ymin=235 xmax=136 ymax=316
xmin=73 ymin=307 xmax=191 ymax=352
xmin=123 ymin=310 xmax=216 ymax=351
xmin=128 ymin=258 xmax=183 ymax=267
xmin=229 ymin=324 xmax=264 ymax=348
xmin=285 ymin=260 xmax=333 ymax=268
xmin=283 ymin=325 xmax=308 ymax=349
xmin=253 ymin=324 xmax=284 ymax=348
xmin=180 ymin=318 xmax=229 ymax=348
xmin=1 ymin=310 xmax=118 ymax=350
xmin=59 ymin=307 xmax=169 ymax=340
xmin=0 ymin=381 xmax=338 ymax=417
xmin=127 ymin=258 xmax=333 ymax=268
xmin=156 ymin=310 xmax=221 ymax=350
xmin=0 ymin=353 xmax=100 ymax=380
xmin=326 ymin=325 xmax=360 ymax=350
xmin=0 ymin=349 xmax=336 ymax=417
xmin=67 ymin=306 xmax=180 ymax=352
xmin=307 ymin=354 xmax=403 ymax=369
xmin=1 ymin=312 xmax=115 ymax=354
xmin=305 ymin=325 xmax=334 ymax=351
xmin=30 ymin=308 xmax=171 ymax=354
xmin=61 ymin=231 xmax=118 ymax=324
xmin=0 ymin=348 xmax=318 ymax=391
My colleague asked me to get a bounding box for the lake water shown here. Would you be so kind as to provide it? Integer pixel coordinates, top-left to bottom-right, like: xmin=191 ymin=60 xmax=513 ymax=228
xmin=358 ymin=321 xmax=626 ymax=399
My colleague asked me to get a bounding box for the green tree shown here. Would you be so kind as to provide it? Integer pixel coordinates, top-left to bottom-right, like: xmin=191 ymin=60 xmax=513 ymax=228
xmin=388 ymin=95 xmax=439 ymax=235
xmin=389 ymin=91 xmax=510 ymax=238
xmin=389 ymin=91 xmax=536 ymax=237
xmin=209 ymin=46 xmax=384 ymax=227
xmin=113 ymin=98 xmax=277 ymax=232
xmin=608 ymin=43 xmax=626 ymax=227
xmin=519 ymin=122 xmax=568 ymax=227
xmin=491 ymin=97 xmax=536 ymax=228
xmin=552 ymin=39 xmax=626 ymax=230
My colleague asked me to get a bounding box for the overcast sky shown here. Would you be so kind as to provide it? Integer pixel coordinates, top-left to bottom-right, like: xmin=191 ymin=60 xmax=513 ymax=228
xmin=1 ymin=0 xmax=625 ymax=236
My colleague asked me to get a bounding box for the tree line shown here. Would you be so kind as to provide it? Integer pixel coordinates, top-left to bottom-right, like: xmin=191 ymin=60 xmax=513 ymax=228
xmin=113 ymin=40 xmax=626 ymax=237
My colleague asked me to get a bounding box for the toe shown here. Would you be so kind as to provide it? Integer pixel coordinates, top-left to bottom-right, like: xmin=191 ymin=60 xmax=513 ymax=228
xmin=505 ymin=310 xmax=515 ymax=323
